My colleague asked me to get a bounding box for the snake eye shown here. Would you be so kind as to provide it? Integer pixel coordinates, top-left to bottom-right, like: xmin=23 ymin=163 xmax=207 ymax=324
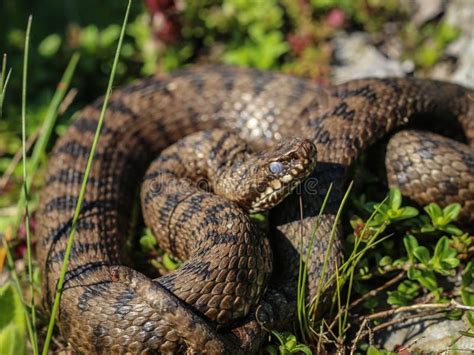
xmin=269 ymin=161 xmax=284 ymax=174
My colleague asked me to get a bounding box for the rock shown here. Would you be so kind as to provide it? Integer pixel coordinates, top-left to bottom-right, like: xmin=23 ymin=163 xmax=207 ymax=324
xmin=332 ymin=32 xmax=413 ymax=84
xmin=411 ymin=0 xmax=445 ymax=26
xmin=376 ymin=313 xmax=474 ymax=353
xmin=431 ymin=35 xmax=474 ymax=89
xmin=445 ymin=0 xmax=474 ymax=33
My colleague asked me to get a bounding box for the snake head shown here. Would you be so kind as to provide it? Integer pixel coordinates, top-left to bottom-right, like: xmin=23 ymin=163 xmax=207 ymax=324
xmin=220 ymin=138 xmax=317 ymax=213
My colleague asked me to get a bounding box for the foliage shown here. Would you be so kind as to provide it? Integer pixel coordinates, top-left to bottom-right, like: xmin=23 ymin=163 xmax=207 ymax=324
xmin=0 ymin=283 xmax=27 ymax=355
xmin=265 ymin=331 xmax=313 ymax=355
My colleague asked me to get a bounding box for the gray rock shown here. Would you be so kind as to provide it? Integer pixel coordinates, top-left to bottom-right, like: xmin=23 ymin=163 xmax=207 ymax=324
xmin=332 ymin=32 xmax=413 ymax=84
xmin=445 ymin=0 xmax=474 ymax=34
xmin=411 ymin=0 xmax=445 ymax=26
xmin=377 ymin=313 xmax=474 ymax=353
xmin=432 ymin=35 xmax=474 ymax=89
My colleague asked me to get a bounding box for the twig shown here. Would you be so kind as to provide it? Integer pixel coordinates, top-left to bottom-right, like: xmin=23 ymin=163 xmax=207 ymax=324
xmin=350 ymin=318 xmax=368 ymax=355
xmin=328 ymin=271 xmax=406 ymax=330
xmin=350 ymin=300 xmax=472 ymax=351
xmin=352 ymin=272 xmax=406 ymax=310
xmin=397 ymin=335 xmax=426 ymax=352
xmin=361 ymin=299 xmax=473 ymax=321
xmin=355 ymin=312 xmax=440 ymax=346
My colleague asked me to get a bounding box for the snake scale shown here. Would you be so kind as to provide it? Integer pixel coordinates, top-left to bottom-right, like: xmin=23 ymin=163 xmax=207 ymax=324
xmin=36 ymin=66 xmax=474 ymax=353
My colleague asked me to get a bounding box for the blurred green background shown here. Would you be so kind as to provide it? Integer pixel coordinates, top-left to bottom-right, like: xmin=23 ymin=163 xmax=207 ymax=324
xmin=0 ymin=0 xmax=462 ymax=173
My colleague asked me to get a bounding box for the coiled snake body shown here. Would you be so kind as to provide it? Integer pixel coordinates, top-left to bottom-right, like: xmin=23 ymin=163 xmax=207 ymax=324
xmin=36 ymin=66 xmax=473 ymax=353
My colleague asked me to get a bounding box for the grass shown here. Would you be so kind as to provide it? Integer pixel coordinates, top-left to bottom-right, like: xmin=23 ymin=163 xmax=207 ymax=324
xmin=0 ymin=1 xmax=131 ymax=354
xmin=296 ymin=182 xmax=333 ymax=341
xmin=1 ymin=30 xmax=81 ymax=355
xmin=20 ymin=15 xmax=38 ymax=355
xmin=13 ymin=53 xmax=80 ymax=232
xmin=0 ymin=54 xmax=12 ymax=120
xmin=42 ymin=1 xmax=131 ymax=353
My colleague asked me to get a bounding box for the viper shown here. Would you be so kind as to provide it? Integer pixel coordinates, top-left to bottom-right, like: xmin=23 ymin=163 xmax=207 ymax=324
xmin=36 ymin=66 xmax=473 ymax=353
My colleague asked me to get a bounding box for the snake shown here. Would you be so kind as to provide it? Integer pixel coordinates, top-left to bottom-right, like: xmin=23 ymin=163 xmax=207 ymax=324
xmin=36 ymin=66 xmax=474 ymax=353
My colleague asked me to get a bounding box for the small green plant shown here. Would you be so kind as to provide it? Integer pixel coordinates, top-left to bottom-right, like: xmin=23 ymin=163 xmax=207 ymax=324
xmin=403 ymin=21 xmax=460 ymax=69
xmin=386 ymin=279 xmax=420 ymax=306
xmin=421 ymin=203 xmax=464 ymax=235
xmin=461 ymin=261 xmax=474 ymax=329
xmin=265 ymin=331 xmax=312 ymax=355
xmin=395 ymin=234 xmax=458 ymax=301
xmin=356 ymin=188 xmax=419 ymax=238
xmin=344 ymin=189 xmax=470 ymax=351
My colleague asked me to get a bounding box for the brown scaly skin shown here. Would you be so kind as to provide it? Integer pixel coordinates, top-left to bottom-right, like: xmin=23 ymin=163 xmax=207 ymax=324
xmin=387 ymin=130 xmax=473 ymax=222
xmin=140 ymin=130 xmax=315 ymax=336
xmin=35 ymin=66 xmax=474 ymax=353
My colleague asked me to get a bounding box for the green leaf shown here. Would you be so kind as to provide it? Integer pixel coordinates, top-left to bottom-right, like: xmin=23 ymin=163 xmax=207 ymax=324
xmin=387 ymin=280 xmax=419 ymax=306
xmin=440 ymin=258 xmax=460 ymax=270
xmin=388 ymin=188 xmax=402 ymax=210
xmin=271 ymin=330 xmax=286 ymax=345
xmin=407 ymin=267 xmax=421 ymax=280
xmin=292 ymin=344 xmax=313 ymax=355
xmin=264 ymin=345 xmax=278 ymax=355
xmin=367 ymin=345 xmax=383 ymax=355
xmin=433 ymin=236 xmax=450 ymax=258
xmin=378 ymin=256 xmax=392 ymax=268
xmin=162 ymin=253 xmax=181 ymax=271
xmin=412 ymin=269 xmax=439 ymax=294
xmin=139 ymin=230 xmax=157 ymax=252
xmin=466 ymin=313 xmax=474 ymax=330
xmin=446 ymin=309 xmax=463 ymax=320
xmin=0 ymin=283 xmax=26 ymax=355
xmin=397 ymin=207 xmax=419 ymax=220
xmin=462 ymin=261 xmax=474 ymax=286
xmin=459 ymin=328 xmax=474 ymax=338
xmin=425 ymin=203 xmax=443 ymax=221
xmin=403 ymin=235 xmax=418 ymax=262
xmin=284 ymin=335 xmax=296 ymax=350
xmin=413 ymin=246 xmax=430 ymax=265
xmin=38 ymin=34 xmax=61 ymax=57
xmin=443 ymin=203 xmax=461 ymax=222
xmin=250 ymin=213 xmax=267 ymax=222
xmin=441 ymin=224 xmax=463 ymax=236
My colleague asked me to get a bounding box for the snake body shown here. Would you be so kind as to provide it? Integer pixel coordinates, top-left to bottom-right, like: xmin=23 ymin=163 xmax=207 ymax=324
xmin=36 ymin=66 xmax=473 ymax=353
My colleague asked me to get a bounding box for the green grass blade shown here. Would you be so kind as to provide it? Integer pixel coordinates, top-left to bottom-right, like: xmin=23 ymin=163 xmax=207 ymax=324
xmin=14 ymin=52 xmax=80 ymax=230
xmin=41 ymin=1 xmax=132 ymax=353
xmin=1 ymin=53 xmax=5 ymax=88
xmin=297 ymin=183 xmax=333 ymax=340
xmin=309 ymin=181 xmax=353 ymax=323
xmin=21 ymin=15 xmax=39 ymax=355
xmin=1 ymin=54 xmax=12 ymax=119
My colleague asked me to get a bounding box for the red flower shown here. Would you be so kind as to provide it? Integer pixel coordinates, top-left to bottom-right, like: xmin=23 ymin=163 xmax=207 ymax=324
xmin=325 ymin=8 xmax=345 ymax=29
